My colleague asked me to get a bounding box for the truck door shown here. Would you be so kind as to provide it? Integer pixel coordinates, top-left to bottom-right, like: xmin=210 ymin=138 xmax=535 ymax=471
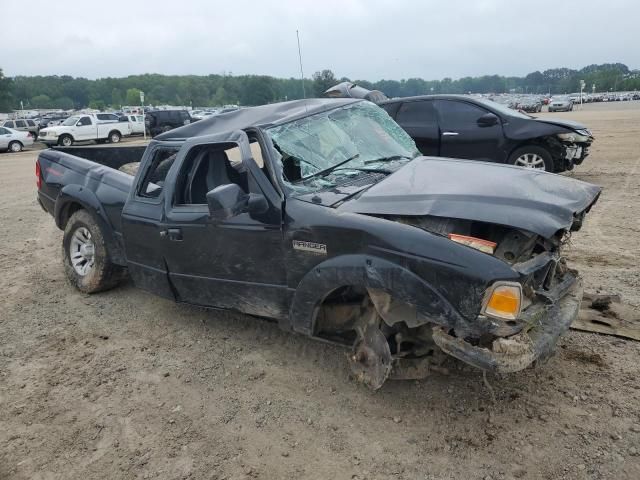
xmin=74 ymin=116 xmax=95 ymax=141
xmin=161 ymin=130 xmax=289 ymax=319
xmin=435 ymin=100 xmax=504 ymax=162
xmin=120 ymin=144 xmax=182 ymax=299
xmin=394 ymin=100 xmax=441 ymax=156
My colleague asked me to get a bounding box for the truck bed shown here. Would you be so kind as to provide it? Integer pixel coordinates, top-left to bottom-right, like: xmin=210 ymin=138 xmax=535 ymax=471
xmin=37 ymin=146 xmax=147 ymax=260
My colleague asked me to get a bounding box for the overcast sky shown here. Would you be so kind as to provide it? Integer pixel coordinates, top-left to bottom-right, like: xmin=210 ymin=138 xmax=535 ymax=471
xmin=3 ymin=0 xmax=639 ymax=80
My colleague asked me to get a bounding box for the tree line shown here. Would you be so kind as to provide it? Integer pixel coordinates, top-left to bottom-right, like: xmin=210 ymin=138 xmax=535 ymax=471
xmin=1 ymin=63 xmax=638 ymax=112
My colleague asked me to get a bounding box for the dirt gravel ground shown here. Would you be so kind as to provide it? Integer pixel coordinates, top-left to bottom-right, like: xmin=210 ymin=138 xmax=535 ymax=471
xmin=1 ymin=102 xmax=639 ymax=480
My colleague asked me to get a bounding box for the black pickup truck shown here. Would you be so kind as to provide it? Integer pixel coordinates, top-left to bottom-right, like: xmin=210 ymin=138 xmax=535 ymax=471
xmin=37 ymin=99 xmax=601 ymax=389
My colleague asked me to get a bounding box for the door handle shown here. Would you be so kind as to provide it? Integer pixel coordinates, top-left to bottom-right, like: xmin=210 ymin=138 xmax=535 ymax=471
xmin=167 ymin=228 xmax=183 ymax=241
xmin=442 ymin=131 xmax=459 ymax=136
xmin=160 ymin=228 xmax=183 ymax=241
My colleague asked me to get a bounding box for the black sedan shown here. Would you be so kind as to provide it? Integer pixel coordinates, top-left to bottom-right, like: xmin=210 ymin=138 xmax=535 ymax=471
xmin=379 ymin=95 xmax=593 ymax=172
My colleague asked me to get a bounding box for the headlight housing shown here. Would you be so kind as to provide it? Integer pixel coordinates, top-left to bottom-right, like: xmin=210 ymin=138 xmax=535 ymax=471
xmin=482 ymin=282 xmax=522 ymax=321
xmin=557 ymin=132 xmax=590 ymax=143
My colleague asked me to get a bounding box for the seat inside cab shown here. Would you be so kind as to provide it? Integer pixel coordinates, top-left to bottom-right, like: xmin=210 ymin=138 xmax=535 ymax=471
xmin=175 ymin=140 xmax=266 ymax=205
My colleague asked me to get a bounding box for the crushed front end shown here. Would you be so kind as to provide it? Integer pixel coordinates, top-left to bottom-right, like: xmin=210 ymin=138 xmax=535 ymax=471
xmin=549 ymin=128 xmax=594 ymax=170
xmin=432 ymin=254 xmax=583 ymax=373
xmin=374 ymin=214 xmax=591 ymax=377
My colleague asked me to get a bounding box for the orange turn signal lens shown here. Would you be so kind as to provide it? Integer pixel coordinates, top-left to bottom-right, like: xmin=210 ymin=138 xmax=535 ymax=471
xmin=448 ymin=234 xmax=497 ymax=254
xmin=483 ymin=283 xmax=522 ymax=320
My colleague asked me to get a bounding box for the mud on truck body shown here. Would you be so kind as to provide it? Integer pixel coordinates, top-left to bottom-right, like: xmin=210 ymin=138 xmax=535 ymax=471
xmin=36 ymin=98 xmax=601 ymax=389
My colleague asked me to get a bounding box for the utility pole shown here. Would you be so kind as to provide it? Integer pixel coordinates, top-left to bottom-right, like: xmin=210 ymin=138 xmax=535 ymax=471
xmin=140 ymin=91 xmax=146 ymax=140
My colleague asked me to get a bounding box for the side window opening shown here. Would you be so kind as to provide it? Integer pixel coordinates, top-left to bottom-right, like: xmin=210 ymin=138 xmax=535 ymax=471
xmin=15 ymin=120 xmax=27 ymax=128
xmin=174 ymin=143 xmax=249 ymax=205
xmin=79 ymin=117 xmax=92 ymax=126
xmin=138 ymin=148 xmax=180 ymax=199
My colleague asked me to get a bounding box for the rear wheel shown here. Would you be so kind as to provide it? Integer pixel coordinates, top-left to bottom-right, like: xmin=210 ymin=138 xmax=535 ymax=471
xmin=63 ymin=210 xmax=125 ymax=293
xmin=108 ymin=131 xmax=121 ymax=143
xmin=508 ymin=145 xmax=554 ymax=172
xmin=8 ymin=141 xmax=23 ymax=152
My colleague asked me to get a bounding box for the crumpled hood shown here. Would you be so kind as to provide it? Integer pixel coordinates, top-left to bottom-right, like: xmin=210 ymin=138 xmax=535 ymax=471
xmin=531 ymin=117 xmax=588 ymax=132
xmin=337 ymin=157 xmax=601 ymax=238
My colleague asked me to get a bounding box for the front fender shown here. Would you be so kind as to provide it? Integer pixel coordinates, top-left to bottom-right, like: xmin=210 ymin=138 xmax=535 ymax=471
xmin=54 ymin=185 xmax=126 ymax=265
xmin=289 ymin=254 xmax=470 ymax=337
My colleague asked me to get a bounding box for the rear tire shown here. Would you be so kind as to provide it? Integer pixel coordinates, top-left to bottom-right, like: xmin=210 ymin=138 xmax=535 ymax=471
xmin=62 ymin=210 xmax=125 ymax=293
xmin=508 ymin=145 xmax=554 ymax=172
xmin=8 ymin=141 xmax=23 ymax=152
xmin=108 ymin=131 xmax=121 ymax=143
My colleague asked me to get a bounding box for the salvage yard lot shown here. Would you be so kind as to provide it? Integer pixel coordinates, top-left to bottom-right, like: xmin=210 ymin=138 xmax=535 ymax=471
xmin=1 ymin=102 xmax=639 ymax=480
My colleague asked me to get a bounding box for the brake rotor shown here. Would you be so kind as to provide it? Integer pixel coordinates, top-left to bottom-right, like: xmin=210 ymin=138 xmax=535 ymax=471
xmin=348 ymin=323 xmax=392 ymax=390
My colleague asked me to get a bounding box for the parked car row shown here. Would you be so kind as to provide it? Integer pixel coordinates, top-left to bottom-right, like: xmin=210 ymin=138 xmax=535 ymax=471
xmin=1 ymin=104 xmax=248 ymax=151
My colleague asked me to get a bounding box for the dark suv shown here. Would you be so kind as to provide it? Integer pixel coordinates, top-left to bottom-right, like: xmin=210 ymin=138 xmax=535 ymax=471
xmin=145 ymin=110 xmax=196 ymax=137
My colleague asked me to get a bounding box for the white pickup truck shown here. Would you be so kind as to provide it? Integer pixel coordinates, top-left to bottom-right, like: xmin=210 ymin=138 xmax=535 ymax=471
xmin=39 ymin=114 xmax=131 ymax=146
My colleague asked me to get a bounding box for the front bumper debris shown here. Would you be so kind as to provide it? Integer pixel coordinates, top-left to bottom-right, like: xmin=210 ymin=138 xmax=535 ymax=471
xmin=432 ymin=276 xmax=583 ymax=373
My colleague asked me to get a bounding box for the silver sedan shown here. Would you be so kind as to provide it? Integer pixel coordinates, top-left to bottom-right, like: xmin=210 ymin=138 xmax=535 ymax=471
xmin=0 ymin=126 xmax=35 ymax=152
xmin=548 ymin=97 xmax=574 ymax=112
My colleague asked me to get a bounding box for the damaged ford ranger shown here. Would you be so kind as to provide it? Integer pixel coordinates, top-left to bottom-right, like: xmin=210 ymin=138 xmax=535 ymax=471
xmin=36 ymin=98 xmax=601 ymax=389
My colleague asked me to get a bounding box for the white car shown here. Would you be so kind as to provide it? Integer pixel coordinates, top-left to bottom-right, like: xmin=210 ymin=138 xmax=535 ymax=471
xmin=127 ymin=115 xmax=146 ymax=135
xmin=0 ymin=126 xmax=34 ymax=152
xmin=39 ymin=114 xmax=131 ymax=146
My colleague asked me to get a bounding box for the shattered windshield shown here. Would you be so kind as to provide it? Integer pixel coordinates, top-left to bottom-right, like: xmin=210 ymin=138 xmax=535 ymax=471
xmin=267 ymin=101 xmax=419 ymax=193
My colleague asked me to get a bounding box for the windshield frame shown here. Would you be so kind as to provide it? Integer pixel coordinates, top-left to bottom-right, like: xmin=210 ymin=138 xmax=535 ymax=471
xmin=61 ymin=116 xmax=81 ymax=126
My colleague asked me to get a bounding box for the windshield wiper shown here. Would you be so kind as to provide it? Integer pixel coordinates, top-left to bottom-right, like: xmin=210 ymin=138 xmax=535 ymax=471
xmin=298 ymin=153 xmax=361 ymax=182
xmin=331 ymin=166 xmax=392 ymax=174
xmin=363 ymin=154 xmax=413 ymax=165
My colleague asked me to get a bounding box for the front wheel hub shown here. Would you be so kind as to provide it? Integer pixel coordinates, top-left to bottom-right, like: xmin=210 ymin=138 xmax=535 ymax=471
xmin=514 ymin=153 xmax=545 ymax=169
xmin=348 ymin=323 xmax=392 ymax=390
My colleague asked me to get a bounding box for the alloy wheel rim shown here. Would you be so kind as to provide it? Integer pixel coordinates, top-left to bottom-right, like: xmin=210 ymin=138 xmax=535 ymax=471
xmin=63 ymin=137 xmax=72 ymax=146
xmin=70 ymin=227 xmax=95 ymax=276
xmin=515 ymin=153 xmax=545 ymax=169
xmin=10 ymin=143 xmax=21 ymax=152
